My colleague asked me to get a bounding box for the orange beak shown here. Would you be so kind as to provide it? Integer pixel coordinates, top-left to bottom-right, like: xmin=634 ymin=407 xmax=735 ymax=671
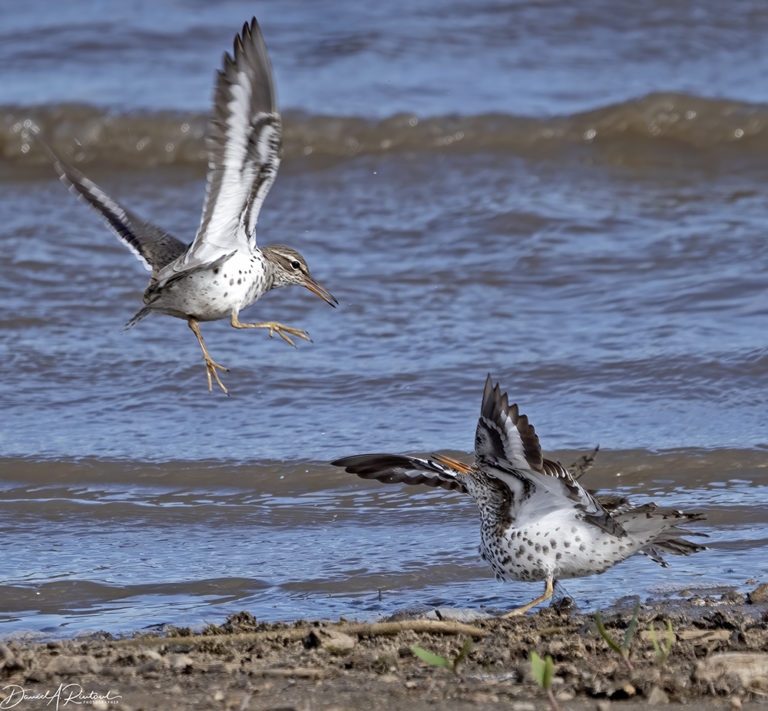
xmin=304 ymin=277 xmax=338 ymax=307
xmin=432 ymin=453 xmax=472 ymax=474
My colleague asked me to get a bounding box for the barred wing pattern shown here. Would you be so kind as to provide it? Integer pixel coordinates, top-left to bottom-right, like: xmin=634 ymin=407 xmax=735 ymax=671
xmin=474 ymin=375 xmax=626 ymax=536
xmin=331 ymin=454 xmax=468 ymax=493
xmin=158 ymin=18 xmax=281 ymax=287
xmin=34 ymin=130 xmax=186 ymax=275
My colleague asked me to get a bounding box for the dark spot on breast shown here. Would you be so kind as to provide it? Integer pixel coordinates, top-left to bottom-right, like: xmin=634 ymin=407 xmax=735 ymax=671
xmin=542 ymin=546 xmax=549 ymax=554
xmin=556 ymin=553 xmax=562 ymax=560
xmin=213 ymin=268 xmax=219 ymax=275
xmin=535 ymin=544 xmax=541 ymax=552
xmin=549 ymin=539 xmax=557 ymax=547
xmin=229 ymin=278 xmax=235 ymax=285
xmin=564 ymin=541 xmax=571 ymax=548
xmin=579 ymin=544 xmax=586 ymax=551
xmin=237 ymin=278 xmax=242 ymax=285
xmin=527 ymin=554 xmax=533 ymax=561
xmin=223 ymin=292 xmax=228 ymax=297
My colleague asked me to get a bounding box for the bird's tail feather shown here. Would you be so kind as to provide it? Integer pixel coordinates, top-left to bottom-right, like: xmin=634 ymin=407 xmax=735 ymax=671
xmin=614 ymin=503 xmax=707 ymax=567
xmin=124 ymin=307 xmax=152 ymax=330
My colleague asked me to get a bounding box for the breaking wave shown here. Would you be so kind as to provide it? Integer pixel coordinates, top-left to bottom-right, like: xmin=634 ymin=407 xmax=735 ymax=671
xmin=2 ymin=92 xmax=767 ymax=170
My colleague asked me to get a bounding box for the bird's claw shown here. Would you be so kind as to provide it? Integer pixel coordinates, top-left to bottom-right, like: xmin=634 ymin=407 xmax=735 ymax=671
xmin=203 ymin=357 xmax=229 ymax=394
xmin=267 ymin=323 xmax=311 ymax=347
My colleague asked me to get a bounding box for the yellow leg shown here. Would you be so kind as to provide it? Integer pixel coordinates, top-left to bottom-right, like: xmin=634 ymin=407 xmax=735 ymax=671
xmin=188 ymin=319 xmax=229 ymax=394
xmin=230 ymin=314 xmax=311 ymax=348
xmin=502 ymin=576 xmax=555 ymax=617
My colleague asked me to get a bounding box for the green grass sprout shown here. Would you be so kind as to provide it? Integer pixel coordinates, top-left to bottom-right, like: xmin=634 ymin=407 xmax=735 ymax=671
xmin=649 ymin=618 xmax=675 ymax=665
xmin=530 ymin=651 xmax=562 ymax=711
xmin=411 ymin=637 xmax=473 ymax=677
xmin=595 ymin=597 xmax=641 ymax=672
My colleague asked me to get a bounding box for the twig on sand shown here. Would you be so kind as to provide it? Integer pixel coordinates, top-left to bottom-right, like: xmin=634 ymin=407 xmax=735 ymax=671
xmin=115 ymin=619 xmax=488 ymax=649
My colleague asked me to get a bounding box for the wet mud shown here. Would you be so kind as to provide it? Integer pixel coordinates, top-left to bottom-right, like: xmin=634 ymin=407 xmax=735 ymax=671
xmin=2 ymin=586 xmax=767 ymax=710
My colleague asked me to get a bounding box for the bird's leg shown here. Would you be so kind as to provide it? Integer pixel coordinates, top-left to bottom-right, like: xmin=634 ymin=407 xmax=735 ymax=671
xmin=230 ymin=314 xmax=312 ymax=348
xmin=188 ymin=318 xmax=229 ymax=394
xmin=502 ymin=576 xmax=555 ymax=617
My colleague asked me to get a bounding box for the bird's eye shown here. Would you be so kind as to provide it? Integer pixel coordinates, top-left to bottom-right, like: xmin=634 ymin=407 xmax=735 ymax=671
xmin=290 ymin=260 xmax=301 ymax=269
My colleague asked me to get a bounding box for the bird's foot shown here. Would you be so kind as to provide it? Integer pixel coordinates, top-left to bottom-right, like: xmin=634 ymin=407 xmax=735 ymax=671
xmin=501 ymin=577 xmax=554 ymax=618
xmin=266 ymin=322 xmax=312 ymax=347
xmin=232 ymin=319 xmax=312 ymax=348
xmin=203 ymin=355 xmax=229 ymax=394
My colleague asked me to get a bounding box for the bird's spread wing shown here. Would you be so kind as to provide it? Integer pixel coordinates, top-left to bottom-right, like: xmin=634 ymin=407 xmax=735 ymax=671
xmin=35 ymin=130 xmax=187 ymax=273
xmin=168 ymin=18 xmax=280 ymax=282
xmin=475 ymin=376 xmax=625 ymax=535
xmin=475 ymin=375 xmax=545 ymax=473
xmin=331 ymin=454 xmax=468 ymax=493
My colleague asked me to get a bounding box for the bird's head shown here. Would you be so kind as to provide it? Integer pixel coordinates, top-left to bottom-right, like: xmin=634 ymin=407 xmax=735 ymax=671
xmin=262 ymin=245 xmax=337 ymax=307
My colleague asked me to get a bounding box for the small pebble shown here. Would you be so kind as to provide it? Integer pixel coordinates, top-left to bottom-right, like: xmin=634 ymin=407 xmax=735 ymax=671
xmin=747 ymin=582 xmax=768 ymax=604
xmin=647 ymin=686 xmax=669 ymax=705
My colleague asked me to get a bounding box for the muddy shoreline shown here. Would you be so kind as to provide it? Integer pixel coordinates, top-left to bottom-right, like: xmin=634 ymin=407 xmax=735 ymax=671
xmin=0 ymin=585 xmax=768 ymax=711
xmin=2 ymin=587 xmax=767 ymax=711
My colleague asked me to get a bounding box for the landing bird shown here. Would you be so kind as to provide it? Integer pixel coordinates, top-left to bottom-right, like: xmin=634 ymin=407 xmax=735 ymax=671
xmin=333 ymin=376 xmax=706 ymax=615
xmin=35 ymin=18 xmax=337 ymax=393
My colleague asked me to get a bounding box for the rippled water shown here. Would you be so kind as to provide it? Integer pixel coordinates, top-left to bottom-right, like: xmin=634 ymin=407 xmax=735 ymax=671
xmin=1 ymin=451 xmax=766 ymax=638
xmin=1 ymin=0 xmax=767 ymax=638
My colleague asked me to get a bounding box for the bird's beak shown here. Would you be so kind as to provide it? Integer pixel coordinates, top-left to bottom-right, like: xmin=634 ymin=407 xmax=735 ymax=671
xmin=304 ymin=277 xmax=338 ymax=307
xmin=432 ymin=454 xmax=472 ymax=474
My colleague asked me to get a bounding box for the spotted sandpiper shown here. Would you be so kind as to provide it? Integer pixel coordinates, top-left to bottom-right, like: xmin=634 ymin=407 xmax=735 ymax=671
xmin=333 ymin=375 xmax=706 ymax=615
xmin=35 ymin=18 xmax=337 ymax=394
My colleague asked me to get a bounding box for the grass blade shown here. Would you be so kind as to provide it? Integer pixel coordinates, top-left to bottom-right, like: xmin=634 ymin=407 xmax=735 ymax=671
xmin=530 ymin=651 xmax=547 ymax=687
xmin=411 ymin=645 xmax=451 ymax=669
xmin=452 ymin=637 xmax=473 ymax=670
xmin=622 ymin=598 xmax=641 ymax=652
xmin=664 ymin=619 xmax=675 ymax=655
xmin=543 ymin=654 xmax=554 ymax=688
xmin=595 ymin=612 xmax=623 ymax=657
xmin=649 ymin=622 xmax=662 ymax=657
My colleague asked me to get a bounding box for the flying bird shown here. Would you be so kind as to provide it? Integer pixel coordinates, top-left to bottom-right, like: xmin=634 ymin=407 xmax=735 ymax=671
xmin=35 ymin=18 xmax=336 ymax=393
xmin=333 ymin=375 xmax=706 ymax=615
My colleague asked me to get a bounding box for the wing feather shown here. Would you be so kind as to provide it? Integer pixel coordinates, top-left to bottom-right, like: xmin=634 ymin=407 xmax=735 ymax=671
xmin=476 ymin=376 xmax=626 ymax=536
xmin=34 ymin=130 xmax=186 ymax=273
xmin=171 ymin=18 xmax=280 ymax=279
xmin=331 ymin=454 xmax=467 ymax=493
xmin=475 ymin=374 xmax=545 ymax=473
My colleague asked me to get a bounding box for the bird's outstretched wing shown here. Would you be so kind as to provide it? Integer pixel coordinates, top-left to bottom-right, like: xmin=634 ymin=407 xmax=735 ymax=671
xmin=34 ymin=129 xmax=187 ymax=273
xmin=331 ymin=454 xmax=468 ymax=493
xmin=474 ymin=375 xmax=545 ymax=473
xmin=159 ymin=18 xmax=280 ymax=287
xmin=475 ymin=376 xmax=625 ymax=535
